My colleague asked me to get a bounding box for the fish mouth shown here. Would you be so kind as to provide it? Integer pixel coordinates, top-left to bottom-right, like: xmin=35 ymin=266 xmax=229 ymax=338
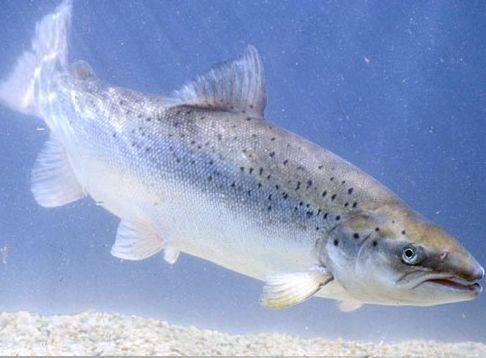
xmin=415 ymin=273 xmax=483 ymax=297
xmin=398 ymin=271 xmax=482 ymax=295
xmin=425 ymin=277 xmax=481 ymax=293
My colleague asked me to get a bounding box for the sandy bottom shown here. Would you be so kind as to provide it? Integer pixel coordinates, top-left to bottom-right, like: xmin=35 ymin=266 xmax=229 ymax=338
xmin=0 ymin=311 xmax=484 ymax=356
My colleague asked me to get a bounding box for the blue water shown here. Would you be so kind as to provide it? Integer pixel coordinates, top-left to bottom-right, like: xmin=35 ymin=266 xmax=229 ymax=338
xmin=0 ymin=0 xmax=484 ymax=343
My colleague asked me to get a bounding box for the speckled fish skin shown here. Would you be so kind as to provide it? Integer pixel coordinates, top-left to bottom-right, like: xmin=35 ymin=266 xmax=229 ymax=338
xmin=61 ymin=75 xmax=389 ymax=273
xmin=0 ymin=0 xmax=483 ymax=309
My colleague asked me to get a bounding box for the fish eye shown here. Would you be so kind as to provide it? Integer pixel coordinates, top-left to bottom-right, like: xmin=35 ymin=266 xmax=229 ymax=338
xmin=401 ymin=245 xmax=422 ymax=265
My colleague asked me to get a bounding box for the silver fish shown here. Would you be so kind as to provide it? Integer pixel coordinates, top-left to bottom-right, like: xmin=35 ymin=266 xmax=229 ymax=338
xmin=1 ymin=1 xmax=483 ymax=311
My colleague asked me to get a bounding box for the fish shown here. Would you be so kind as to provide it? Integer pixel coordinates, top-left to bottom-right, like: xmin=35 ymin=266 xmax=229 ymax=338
xmin=0 ymin=0 xmax=483 ymax=311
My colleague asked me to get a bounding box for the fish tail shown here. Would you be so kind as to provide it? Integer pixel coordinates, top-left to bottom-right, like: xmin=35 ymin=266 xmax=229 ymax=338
xmin=0 ymin=0 xmax=72 ymax=117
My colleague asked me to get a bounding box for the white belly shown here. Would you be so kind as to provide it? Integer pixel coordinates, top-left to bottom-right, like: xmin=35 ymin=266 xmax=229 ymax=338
xmin=72 ymin=152 xmax=354 ymax=303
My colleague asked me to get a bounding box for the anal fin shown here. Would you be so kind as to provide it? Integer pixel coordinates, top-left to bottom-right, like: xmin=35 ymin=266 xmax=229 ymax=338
xmin=111 ymin=220 xmax=164 ymax=260
xmin=31 ymin=137 xmax=85 ymax=208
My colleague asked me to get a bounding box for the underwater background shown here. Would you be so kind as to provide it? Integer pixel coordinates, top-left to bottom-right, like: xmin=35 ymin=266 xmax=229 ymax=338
xmin=0 ymin=0 xmax=484 ymax=344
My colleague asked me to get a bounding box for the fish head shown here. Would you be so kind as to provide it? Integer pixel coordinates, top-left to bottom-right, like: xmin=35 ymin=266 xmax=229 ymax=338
xmin=323 ymin=204 xmax=483 ymax=306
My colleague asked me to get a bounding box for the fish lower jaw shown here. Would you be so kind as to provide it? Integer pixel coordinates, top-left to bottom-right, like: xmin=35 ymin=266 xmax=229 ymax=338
xmin=425 ymin=277 xmax=482 ymax=294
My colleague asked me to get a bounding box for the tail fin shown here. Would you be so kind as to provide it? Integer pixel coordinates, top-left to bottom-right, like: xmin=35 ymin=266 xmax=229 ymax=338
xmin=0 ymin=0 xmax=72 ymax=117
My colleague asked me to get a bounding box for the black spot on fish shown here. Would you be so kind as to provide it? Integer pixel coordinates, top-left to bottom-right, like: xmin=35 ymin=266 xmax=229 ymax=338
xmin=306 ymin=211 xmax=313 ymax=218
xmin=271 ymin=137 xmax=276 ymax=141
xmin=267 ymin=205 xmax=272 ymax=211
xmin=344 ymin=202 xmax=349 ymax=207
xmin=112 ymin=133 xmax=117 ymax=138
xmin=190 ymin=140 xmax=196 ymax=145
xmin=259 ymin=168 xmax=264 ymax=176
xmin=353 ymin=233 xmax=360 ymax=239
xmin=296 ymin=181 xmax=301 ymax=190
xmin=240 ymin=167 xmax=245 ymax=172
xmin=249 ymin=167 xmax=254 ymax=174
xmin=341 ymin=180 xmax=346 ymax=185
xmin=269 ymin=151 xmax=275 ymax=158
xmin=231 ymin=181 xmax=236 ymax=188
xmin=146 ymin=117 xmax=152 ymax=122
xmin=246 ymin=117 xmax=252 ymax=121
xmin=266 ymin=174 xmax=271 ymax=180
xmin=299 ymin=202 xmax=304 ymax=206
xmin=275 ymin=184 xmax=279 ymax=190
xmin=323 ymin=213 xmax=328 ymax=219
xmin=372 ymin=240 xmax=378 ymax=247
xmin=335 ymin=215 xmax=341 ymax=221
xmin=247 ymin=190 xmax=252 ymax=196
xmin=252 ymin=133 xmax=257 ymax=138
xmin=348 ymin=188 xmax=354 ymax=194
xmin=207 ymin=176 xmax=212 ymax=181
xmin=330 ymin=177 xmax=335 ymax=181
xmin=306 ymin=180 xmax=312 ymax=188
xmin=146 ymin=147 xmax=151 ymax=152
xmin=283 ymin=159 xmax=289 ymax=165
xmin=268 ymin=194 xmax=272 ymax=200
xmin=217 ymin=134 xmax=222 ymax=141
xmin=321 ymin=190 xmax=327 ymax=197
xmin=258 ymin=183 xmax=262 ymax=188
xmin=375 ymin=227 xmax=380 ymax=232
xmin=352 ymin=202 xmax=358 ymax=208
xmin=333 ymin=239 xmax=339 ymax=246
xmin=318 ymin=165 xmax=324 ymax=170
xmin=316 ymin=226 xmax=320 ymax=231
xmin=331 ymin=194 xmax=337 ymax=201
xmin=401 ymin=230 xmax=406 ymax=235
xmin=282 ymin=192 xmax=288 ymax=199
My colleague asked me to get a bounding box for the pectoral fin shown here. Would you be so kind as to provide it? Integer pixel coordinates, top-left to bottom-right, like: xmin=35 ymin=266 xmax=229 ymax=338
xmin=261 ymin=267 xmax=333 ymax=309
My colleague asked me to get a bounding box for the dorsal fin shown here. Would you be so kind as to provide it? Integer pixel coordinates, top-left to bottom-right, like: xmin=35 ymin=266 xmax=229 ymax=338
xmin=171 ymin=45 xmax=266 ymax=118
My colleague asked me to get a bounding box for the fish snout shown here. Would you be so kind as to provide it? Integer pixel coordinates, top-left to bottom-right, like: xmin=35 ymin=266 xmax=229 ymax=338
xmin=445 ymin=251 xmax=484 ymax=284
xmin=469 ymin=263 xmax=485 ymax=282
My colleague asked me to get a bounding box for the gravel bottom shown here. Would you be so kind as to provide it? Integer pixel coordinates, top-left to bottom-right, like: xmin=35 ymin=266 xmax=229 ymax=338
xmin=0 ymin=311 xmax=484 ymax=356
